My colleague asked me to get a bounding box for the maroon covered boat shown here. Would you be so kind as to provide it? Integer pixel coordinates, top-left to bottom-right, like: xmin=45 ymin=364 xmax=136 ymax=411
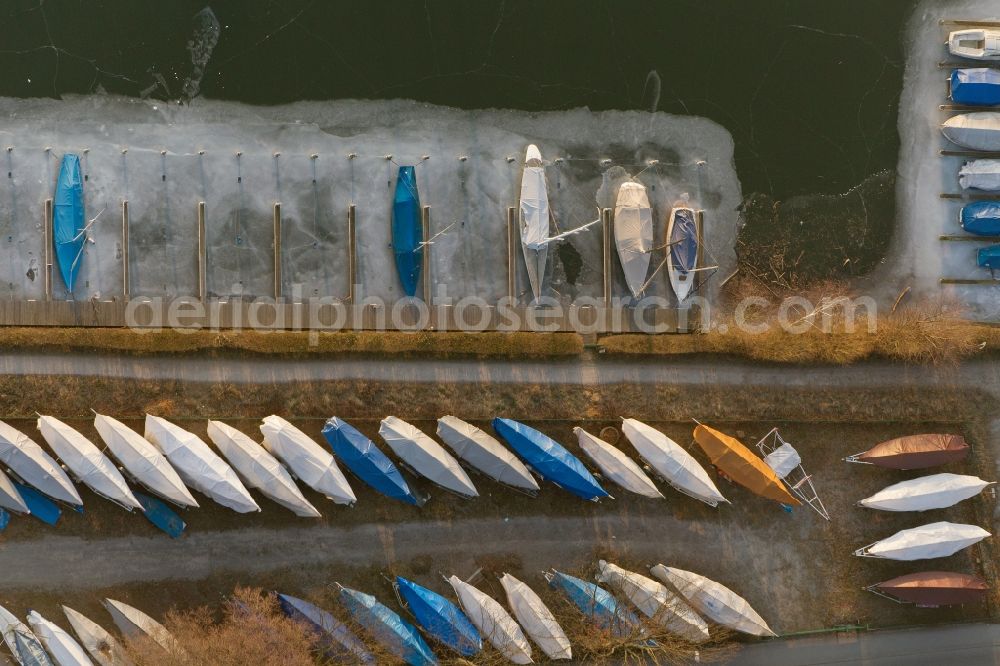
xmin=845 ymin=434 xmax=969 ymax=470
xmin=867 ymin=571 xmax=988 ymax=607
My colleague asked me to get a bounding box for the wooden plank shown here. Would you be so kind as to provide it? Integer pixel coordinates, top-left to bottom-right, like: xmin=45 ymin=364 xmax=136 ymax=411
xmin=940 ymin=192 xmax=1000 ymax=200
xmin=939 ymin=234 xmax=1000 ymax=242
xmin=940 ymin=277 xmax=999 ymax=285
xmin=602 ymin=207 xmax=613 ymax=305
xmin=121 ymin=199 xmax=130 ymax=301
xmin=939 ymin=19 xmax=1000 ymax=27
xmin=197 ymin=201 xmax=207 ymax=302
xmin=940 ymin=104 xmax=1000 ymax=112
xmin=273 ymin=202 xmax=282 ymax=300
xmin=940 ymin=149 xmax=1000 ymax=158
xmin=347 ymin=204 xmax=357 ymax=303
xmin=939 ymin=61 xmax=1000 ymax=70
xmin=43 ymin=198 xmax=53 ymax=300
xmin=421 ymin=205 xmax=431 ymax=304
xmin=506 ymin=206 xmax=516 ymax=301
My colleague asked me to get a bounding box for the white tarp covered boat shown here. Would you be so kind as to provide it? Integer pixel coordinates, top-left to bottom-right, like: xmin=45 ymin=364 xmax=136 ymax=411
xmin=144 ymin=415 xmax=258 ymax=513
xmin=595 ymin=560 xmax=708 ymax=643
xmin=26 ymin=612 xmax=92 ymax=666
xmin=436 ymin=416 xmax=538 ymax=492
xmin=620 ymin=418 xmax=727 ymax=506
xmin=960 ymin=159 xmax=1000 ymax=191
xmin=574 ymin=427 xmax=662 ymax=499
xmin=447 ymin=576 xmax=532 ymax=664
xmin=499 ymin=573 xmax=571 ymax=660
xmin=650 ymin=565 xmax=776 ymax=637
xmin=614 ymin=181 xmax=653 ymax=298
xmin=380 ymin=417 xmax=478 ymax=498
xmin=93 ymin=414 xmax=198 ymax=508
xmin=207 ymin=420 xmax=320 ymax=518
xmin=259 ymin=415 xmax=356 ymax=505
xmin=102 ymin=600 xmax=182 ymax=656
xmin=858 ymin=473 xmax=994 ymax=512
xmin=0 ymin=466 xmax=29 ymax=515
xmin=855 ymin=521 xmax=991 ymax=560
xmin=0 ymin=420 xmax=81 ymax=506
xmin=519 ymin=144 xmax=550 ymax=301
xmin=61 ymin=606 xmax=131 ymax=666
xmin=0 ymin=604 xmax=52 ymax=666
xmin=949 ymin=29 xmax=1000 ymax=60
xmin=37 ymin=416 xmax=141 ymax=511
xmin=942 ymin=113 xmax=1000 ymax=151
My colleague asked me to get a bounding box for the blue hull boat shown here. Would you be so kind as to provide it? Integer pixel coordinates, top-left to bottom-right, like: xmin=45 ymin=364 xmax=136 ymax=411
xmin=545 ymin=570 xmax=644 ymax=637
xmin=0 ymin=508 xmax=8 ymax=532
xmin=135 ymin=491 xmax=186 ymax=538
xmin=961 ymin=201 xmax=1000 ymax=235
xmin=12 ymin=482 xmax=61 ymax=526
xmin=393 ymin=166 xmax=423 ymax=297
xmin=978 ymin=244 xmax=1000 ymax=270
xmin=53 ymin=154 xmax=85 ymax=293
xmin=277 ymin=593 xmax=374 ymax=664
xmin=492 ymin=418 xmax=609 ymax=501
xmin=951 ymin=68 xmax=1000 ymax=106
xmin=338 ymin=585 xmax=439 ymax=666
xmin=395 ymin=576 xmax=481 ymax=657
xmin=322 ymin=417 xmax=421 ymax=506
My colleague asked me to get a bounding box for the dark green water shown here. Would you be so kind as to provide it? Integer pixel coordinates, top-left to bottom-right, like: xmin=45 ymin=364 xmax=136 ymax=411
xmin=0 ymin=0 xmax=912 ymax=199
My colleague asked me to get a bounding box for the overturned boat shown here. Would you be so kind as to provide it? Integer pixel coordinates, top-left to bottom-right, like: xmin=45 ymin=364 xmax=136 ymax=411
xmin=694 ymin=424 xmax=799 ymax=505
xmin=499 ymin=573 xmax=572 ymax=661
xmin=845 ymin=433 xmax=969 ymax=470
xmin=493 ymin=418 xmax=609 ymax=501
xmin=0 ymin=604 xmax=52 ymax=666
xmin=961 ymin=201 xmax=1000 ymax=236
xmin=277 ymin=593 xmax=374 ymax=664
xmin=614 ymin=181 xmax=653 ymax=297
xmin=0 ymin=467 xmax=29 ymax=516
xmin=948 ymin=29 xmax=1000 ymax=60
xmin=393 ymin=166 xmax=423 ymax=298
xmin=207 ymin=420 xmax=320 ymax=518
xmin=621 ymin=418 xmax=727 ymax=506
xmin=336 ymin=585 xmax=438 ymax=666
xmin=447 ymin=576 xmax=532 ymax=665
xmin=53 ymin=154 xmax=86 ymax=293
xmin=0 ymin=420 xmax=82 ymax=506
xmin=959 ymin=159 xmax=1000 ymax=190
xmin=667 ymin=204 xmax=700 ymax=302
xmin=650 ymin=565 xmax=776 ymax=637
xmin=544 ymin=570 xmax=644 ymax=637
xmin=37 ymin=415 xmax=141 ymax=511
xmin=321 ymin=417 xmax=420 ymax=505
xmin=395 ymin=576 xmax=481 ymax=657
xmin=519 ymin=144 xmax=551 ymax=301
xmin=950 ymin=68 xmax=1000 ymax=106
xmin=93 ymin=414 xmax=198 ymax=508
xmin=259 ymin=415 xmax=356 ymax=506
xmin=13 ymin=482 xmax=61 ymax=526
xmin=26 ymin=612 xmax=91 ymax=666
xmin=62 ymin=606 xmax=131 ymax=666
xmin=854 ymin=521 xmax=990 ymax=560
xmin=574 ymin=427 xmax=663 ymax=499
xmin=859 ymin=473 xmax=994 ymax=512
xmin=436 ymin=416 xmax=539 ymax=493
xmin=941 ymin=113 xmax=1000 ymax=151
xmin=379 ymin=417 xmax=478 ymax=498
xmin=103 ymin=599 xmax=183 ymax=656
xmin=145 ymin=415 xmax=258 ymax=513
xmin=866 ymin=571 xmax=989 ymax=607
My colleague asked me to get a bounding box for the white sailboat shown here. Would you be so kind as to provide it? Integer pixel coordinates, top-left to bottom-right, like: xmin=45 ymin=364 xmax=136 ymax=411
xmin=519 ymin=144 xmax=550 ymax=301
xmin=948 ymin=29 xmax=1000 ymax=60
xmin=259 ymin=415 xmax=356 ymax=506
xmin=0 ymin=420 xmax=81 ymax=506
xmin=379 ymin=417 xmax=478 ymax=498
xmin=650 ymin=565 xmax=776 ymax=637
xmin=614 ymin=181 xmax=653 ymax=297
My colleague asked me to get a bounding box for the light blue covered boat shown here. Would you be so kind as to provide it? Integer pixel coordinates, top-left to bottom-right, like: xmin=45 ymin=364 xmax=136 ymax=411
xmin=395 ymin=576 xmax=481 ymax=656
xmin=393 ymin=166 xmax=423 ymax=297
xmin=337 ymin=585 xmax=438 ymax=666
xmin=961 ymin=201 xmax=1000 ymax=235
xmin=322 ymin=417 xmax=421 ymax=506
xmin=978 ymin=244 xmax=1000 ymax=272
xmin=492 ymin=418 xmax=609 ymax=501
xmin=53 ymin=154 xmax=85 ymax=293
xmin=135 ymin=491 xmax=186 ymax=539
xmin=545 ymin=570 xmax=644 ymax=638
xmin=277 ymin=593 xmax=374 ymax=664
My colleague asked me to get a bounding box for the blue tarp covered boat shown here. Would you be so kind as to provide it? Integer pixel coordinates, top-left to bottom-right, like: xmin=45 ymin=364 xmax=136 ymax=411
xmin=0 ymin=508 xmax=8 ymax=532
xmin=961 ymin=201 xmax=1000 ymax=235
xmin=337 ymin=585 xmax=439 ymax=666
xmin=951 ymin=68 xmax=1000 ymax=106
xmin=545 ymin=570 xmax=644 ymax=638
xmin=492 ymin=418 xmax=609 ymax=501
xmin=13 ymin=482 xmax=61 ymax=526
xmin=667 ymin=206 xmax=699 ymax=302
xmin=393 ymin=166 xmax=423 ymax=297
xmin=395 ymin=576 xmax=481 ymax=657
xmin=978 ymin=244 xmax=1000 ymax=271
xmin=53 ymin=154 xmax=86 ymax=293
xmin=277 ymin=593 xmax=374 ymax=664
xmin=135 ymin=491 xmax=186 ymax=538
xmin=322 ymin=417 xmax=421 ymax=506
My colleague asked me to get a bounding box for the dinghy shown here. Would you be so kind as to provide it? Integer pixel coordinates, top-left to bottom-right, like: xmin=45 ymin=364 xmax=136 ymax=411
xmin=336 ymin=585 xmax=438 ymax=666
xmin=13 ymin=483 xmax=61 ymax=526
xmin=393 ymin=166 xmax=423 ymax=298
xmin=321 ymin=417 xmax=420 ymax=505
xmin=667 ymin=205 xmax=699 ymax=302
xmin=544 ymin=570 xmax=645 ymax=637
xmin=276 ymin=594 xmax=374 ymax=664
xmin=395 ymin=577 xmax=481 ymax=657
xmin=259 ymin=415 xmax=356 ymax=506
xmin=962 ymin=201 xmax=1000 ymax=235
xmin=867 ymin=572 xmax=989 ymax=607
xmin=941 ymin=113 xmax=1000 ymax=151
xmin=614 ymin=181 xmax=653 ymax=298
xmin=694 ymin=424 xmax=799 ymax=505
xmin=435 ymin=416 xmax=539 ymax=493
xmin=845 ymin=433 xmax=968 ymax=469
xmin=0 ymin=467 xmax=29 ymax=516
xmin=92 ymin=414 xmax=198 ymax=508
xmin=0 ymin=604 xmax=52 ymax=666
xmin=26 ymin=612 xmax=92 ymax=666
xmin=37 ymin=416 xmax=141 ymax=511
xmin=61 ymin=607 xmax=131 ymax=666
xmin=134 ymin=492 xmax=186 ymax=539
xmin=53 ymin=154 xmax=85 ymax=293
xmin=144 ymin=415 xmax=259 ymax=513
xmin=950 ymin=68 xmax=1000 ymax=106
xmin=959 ymin=159 xmax=1000 ymax=190
xmin=948 ymin=29 xmax=1000 ymax=60
xmin=854 ymin=521 xmax=991 ymax=560
xmin=446 ymin=576 xmax=532 ymax=665
xmin=620 ymin=419 xmax=727 ymax=506
xmin=499 ymin=573 xmax=571 ymax=660
xmin=519 ymin=144 xmax=551 ymax=301
xmin=649 ymin=565 xmax=776 ymax=637
xmin=207 ymin=420 xmax=320 ymax=518
xmin=858 ymin=473 xmax=994 ymax=512
xmin=102 ymin=600 xmax=183 ymax=656
xmin=980 ymin=244 xmax=1000 ymax=271
xmin=0 ymin=420 xmax=81 ymax=506
xmin=574 ymin=427 xmax=663 ymax=499
xmin=595 ymin=561 xmax=708 ymax=643
xmin=379 ymin=417 xmax=478 ymax=498
xmin=493 ymin=418 xmax=608 ymax=501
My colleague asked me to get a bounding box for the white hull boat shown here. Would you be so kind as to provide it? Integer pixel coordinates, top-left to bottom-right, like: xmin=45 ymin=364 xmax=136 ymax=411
xmin=259 ymin=415 xmax=356 ymax=505
xmin=26 ymin=612 xmax=92 ymax=666
xmin=0 ymin=420 xmax=81 ymax=506
xmin=614 ymin=181 xmax=653 ymax=297
xmin=499 ymin=573 xmax=571 ymax=660
xmin=519 ymin=144 xmax=550 ymax=301
xmin=949 ymin=29 xmax=1000 ymax=60
xmin=854 ymin=521 xmax=990 ymax=560
xmin=858 ymin=473 xmax=994 ymax=512
xmin=959 ymin=159 xmax=1000 ymax=191
xmin=0 ymin=604 xmax=52 ymax=666
xmin=650 ymin=565 xmax=776 ymax=637
xmin=379 ymin=417 xmax=478 ymax=498
xmin=0 ymin=466 xmax=29 ymax=516
xmin=574 ymin=427 xmax=662 ymax=499
xmin=61 ymin=606 xmax=131 ymax=666
xmin=942 ymin=113 xmax=1000 ymax=151
xmin=447 ymin=576 xmax=532 ymax=664
xmin=102 ymin=600 xmax=183 ymax=656
xmin=436 ymin=416 xmax=538 ymax=492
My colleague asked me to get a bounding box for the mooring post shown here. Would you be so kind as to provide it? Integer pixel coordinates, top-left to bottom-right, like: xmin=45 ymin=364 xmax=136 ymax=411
xmin=43 ymin=198 xmax=53 ymax=300
xmin=347 ymin=204 xmax=357 ymax=303
xmin=121 ymin=199 xmax=130 ymax=301
xmin=197 ymin=201 xmax=207 ymax=302
xmin=273 ymin=202 xmax=282 ymax=300
xmin=421 ymin=205 xmax=431 ymax=304
xmin=602 ymin=207 xmax=613 ymax=306
xmin=506 ymin=206 xmax=516 ymax=300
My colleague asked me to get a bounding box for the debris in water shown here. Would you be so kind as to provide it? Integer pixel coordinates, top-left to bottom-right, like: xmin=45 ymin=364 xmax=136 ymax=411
xmin=181 ymin=7 xmax=221 ymax=101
